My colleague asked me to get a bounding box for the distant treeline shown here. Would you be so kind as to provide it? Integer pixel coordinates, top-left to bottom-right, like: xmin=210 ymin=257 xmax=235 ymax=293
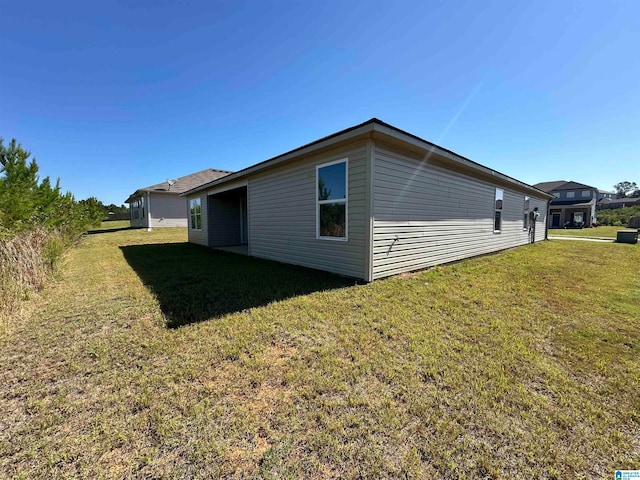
xmin=100 ymin=202 xmax=129 ymax=221
xmin=0 ymin=138 xmax=105 ymax=333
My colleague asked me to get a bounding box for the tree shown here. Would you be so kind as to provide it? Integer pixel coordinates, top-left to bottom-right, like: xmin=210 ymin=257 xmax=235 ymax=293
xmin=613 ymin=181 xmax=638 ymax=198
xmin=0 ymin=137 xmax=103 ymax=234
xmin=0 ymin=138 xmax=41 ymax=230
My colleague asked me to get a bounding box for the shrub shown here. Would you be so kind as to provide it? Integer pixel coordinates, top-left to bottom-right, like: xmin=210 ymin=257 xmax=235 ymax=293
xmin=0 ymin=138 xmax=103 ymax=334
xmin=596 ymin=206 xmax=640 ymax=226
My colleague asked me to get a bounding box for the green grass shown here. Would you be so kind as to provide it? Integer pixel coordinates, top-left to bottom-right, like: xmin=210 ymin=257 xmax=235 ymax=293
xmin=98 ymin=219 xmax=131 ymax=230
xmin=1 ymin=228 xmax=639 ymax=478
xmin=549 ymin=225 xmax=628 ymax=238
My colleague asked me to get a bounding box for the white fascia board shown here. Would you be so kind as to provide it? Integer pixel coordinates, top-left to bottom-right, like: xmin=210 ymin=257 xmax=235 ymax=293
xmin=206 ymin=179 xmax=248 ymax=196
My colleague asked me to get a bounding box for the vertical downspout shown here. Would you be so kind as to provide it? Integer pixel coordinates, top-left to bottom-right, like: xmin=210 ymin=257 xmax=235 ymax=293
xmin=146 ymin=192 xmax=152 ymax=232
xmin=545 ymin=199 xmax=550 ymax=240
xmin=364 ymin=137 xmax=375 ymax=282
xmin=246 ymin=184 xmax=250 ymax=256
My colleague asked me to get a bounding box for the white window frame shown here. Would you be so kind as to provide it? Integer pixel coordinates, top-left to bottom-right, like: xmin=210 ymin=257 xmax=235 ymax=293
xmin=581 ymin=190 xmax=590 ymax=198
xmin=523 ymin=196 xmax=530 ymax=230
xmin=189 ymin=197 xmax=202 ymax=231
xmin=316 ymin=158 xmax=348 ymax=241
xmin=566 ymin=191 xmax=575 ymax=198
xmin=494 ymin=188 xmax=503 ymax=233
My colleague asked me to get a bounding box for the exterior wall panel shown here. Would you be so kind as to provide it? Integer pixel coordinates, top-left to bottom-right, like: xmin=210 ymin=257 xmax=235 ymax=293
xmin=248 ymin=141 xmax=368 ymax=279
xmin=185 ymin=192 xmax=208 ymax=246
xmin=372 ymin=144 xmax=548 ymax=279
xmin=148 ymin=193 xmax=188 ymax=228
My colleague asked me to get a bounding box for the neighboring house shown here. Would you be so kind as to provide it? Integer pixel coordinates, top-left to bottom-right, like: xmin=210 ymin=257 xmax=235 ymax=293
xmin=597 ymin=189 xmax=616 ymax=201
xmin=598 ymin=197 xmax=640 ymax=209
xmin=182 ymin=118 xmax=551 ymax=282
xmin=126 ymin=169 xmax=231 ymax=229
xmin=533 ymin=180 xmax=599 ymax=228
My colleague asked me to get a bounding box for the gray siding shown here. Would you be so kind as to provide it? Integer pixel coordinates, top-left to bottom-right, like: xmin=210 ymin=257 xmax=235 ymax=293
xmin=186 ymin=192 xmax=208 ymax=246
xmin=149 ymin=193 xmax=188 ymax=228
xmin=372 ymin=144 xmax=547 ymax=279
xmin=530 ymin=196 xmax=547 ymax=242
xmin=209 ymin=196 xmax=241 ymax=246
xmin=248 ymin=141 xmax=368 ymax=279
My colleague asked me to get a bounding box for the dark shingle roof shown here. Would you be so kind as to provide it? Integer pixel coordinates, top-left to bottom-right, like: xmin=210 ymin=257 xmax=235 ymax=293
xmin=125 ymin=168 xmax=232 ymax=203
xmin=598 ymin=197 xmax=640 ymax=206
xmin=532 ymin=180 xmax=568 ymax=193
xmin=533 ymin=180 xmax=599 ymax=193
xmin=556 ymin=180 xmax=597 ymax=191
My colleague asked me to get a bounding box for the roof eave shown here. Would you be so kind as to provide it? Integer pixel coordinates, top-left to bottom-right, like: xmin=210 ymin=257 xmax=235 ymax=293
xmin=181 ymin=120 xmax=378 ymax=196
xmin=369 ymin=121 xmax=554 ymax=199
xmin=181 ymin=118 xmax=554 ymax=200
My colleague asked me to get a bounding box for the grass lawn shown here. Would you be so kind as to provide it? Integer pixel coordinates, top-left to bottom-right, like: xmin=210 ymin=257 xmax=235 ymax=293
xmin=97 ymin=220 xmax=131 ymax=230
xmin=1 ymin=229 xmax=639 ymax=478
xmin=549 ymin=225 xmax=630 ymax=238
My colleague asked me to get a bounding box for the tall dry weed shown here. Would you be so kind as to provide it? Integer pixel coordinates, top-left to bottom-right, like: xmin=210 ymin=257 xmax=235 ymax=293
xmin=0 ymin=227 xmax=62 ymax=335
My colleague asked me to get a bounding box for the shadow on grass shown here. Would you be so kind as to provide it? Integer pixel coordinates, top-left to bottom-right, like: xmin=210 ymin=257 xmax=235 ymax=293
xmin=120 ymin=243 xmax=357 ymax=328
xmin=87 ymin=226 xmax=135 ymax=235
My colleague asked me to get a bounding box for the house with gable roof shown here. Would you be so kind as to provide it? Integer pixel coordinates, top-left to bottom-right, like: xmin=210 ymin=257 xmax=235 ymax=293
xmin=125 ymin=168 xmax=231 ymax=229
xmin=182 ymin=118 xmax=552 ymax=281
xmin=533 ymin=180 xmax=601 ymax=228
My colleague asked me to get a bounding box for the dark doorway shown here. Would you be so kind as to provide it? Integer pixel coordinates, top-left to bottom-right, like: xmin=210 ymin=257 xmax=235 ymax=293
xmin=208 ymin=186 xmax=248 ymax=247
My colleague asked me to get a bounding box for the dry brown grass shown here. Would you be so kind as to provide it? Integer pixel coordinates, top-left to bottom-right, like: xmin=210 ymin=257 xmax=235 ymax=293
xmin=1 ymin=228 xmax=639 ymax=478
xmin=0 ymin=227 xmax=63 ymax=335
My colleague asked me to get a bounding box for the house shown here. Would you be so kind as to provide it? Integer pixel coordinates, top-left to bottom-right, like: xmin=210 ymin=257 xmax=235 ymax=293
xmin=597 ymin=197 xmax=640 ymax=210
xmin=182 ymin=119 xmax=552 ymax=281
xmin=597 ymin=190 xmax=616 ymax=201
xmin=533 ymin=180 xmax=600 ymax=228
xmin=125 ymin=169 xmax=231 ymax=229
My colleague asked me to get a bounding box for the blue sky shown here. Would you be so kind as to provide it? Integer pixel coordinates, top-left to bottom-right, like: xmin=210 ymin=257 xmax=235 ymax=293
xmin=1 ymin=0 xmax=639 ymax=205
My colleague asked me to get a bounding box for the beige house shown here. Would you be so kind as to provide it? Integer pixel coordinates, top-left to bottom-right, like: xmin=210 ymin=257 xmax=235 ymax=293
xmin=125 ymin=169 xmax=231 ymax=229
xmin=183 ymin=119 xmax=552 ymax=281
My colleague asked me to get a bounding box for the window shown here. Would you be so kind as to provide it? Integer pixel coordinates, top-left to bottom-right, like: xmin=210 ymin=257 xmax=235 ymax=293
xmin=567 ymin=191 xmax=575 ymax=198
xmin=494 ymin=188 xmax=503 ymax=232
xmin=131 ymin=199 xmax=139 ymax=219
xmin=317 ymin=159 xmax=348 ymax=240
xmin=553 ymin=192 xmax=560 ymax=198
xmin=581 ymin=190 xmax=590 ymax=198
xmin=131 ymin=198 xmax=143 ymax=220
xmin=523 ymin=196 xmax=530 ymax=230
xmin=189 ymin=198 xmax=202 ymax=230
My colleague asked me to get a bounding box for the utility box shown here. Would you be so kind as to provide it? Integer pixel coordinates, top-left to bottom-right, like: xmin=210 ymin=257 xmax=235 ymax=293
xmin=616 ymin=230 xmax=638 ymax=244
